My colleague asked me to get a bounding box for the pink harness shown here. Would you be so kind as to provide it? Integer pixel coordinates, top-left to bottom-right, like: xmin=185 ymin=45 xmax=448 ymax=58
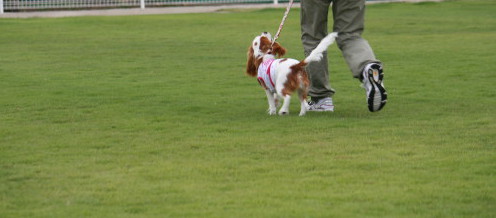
xmin=257 ymin=58 xmax=277 ymax=92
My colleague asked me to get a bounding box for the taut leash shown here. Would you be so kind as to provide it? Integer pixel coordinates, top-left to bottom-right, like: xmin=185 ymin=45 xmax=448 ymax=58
xmin=271 ymin=0 xmax=294 ymax=48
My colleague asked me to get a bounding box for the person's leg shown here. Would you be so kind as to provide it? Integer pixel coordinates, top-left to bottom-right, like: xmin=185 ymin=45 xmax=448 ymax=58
xmin=300 ymin=0 xmax=334 ymax=99
xmin=332 ymin=0 xmax=387 ymax=111
xmin=332 ymin=0 xmax=381 ymax=78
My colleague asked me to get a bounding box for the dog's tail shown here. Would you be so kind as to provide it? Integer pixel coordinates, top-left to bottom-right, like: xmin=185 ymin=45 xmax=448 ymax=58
xmin=283 ymin=32 xmax=338 ymax=97
xmin=302 ymin=32 xmax=338 ymax=64
xmin=284 ymin=32 xmax=337 ymax=96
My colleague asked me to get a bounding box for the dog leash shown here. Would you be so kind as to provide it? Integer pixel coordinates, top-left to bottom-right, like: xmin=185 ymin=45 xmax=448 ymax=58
xmin=271 ymin=0 xmax=294 ymax=48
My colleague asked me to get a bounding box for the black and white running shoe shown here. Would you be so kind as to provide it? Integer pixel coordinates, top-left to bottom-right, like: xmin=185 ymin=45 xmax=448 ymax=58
xmin=362 ymin=63 xmax=387 ymax=112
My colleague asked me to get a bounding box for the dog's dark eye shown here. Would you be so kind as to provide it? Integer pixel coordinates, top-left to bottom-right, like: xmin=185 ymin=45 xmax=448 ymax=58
xmin=254 ymin=42 xmax=258 ymax=46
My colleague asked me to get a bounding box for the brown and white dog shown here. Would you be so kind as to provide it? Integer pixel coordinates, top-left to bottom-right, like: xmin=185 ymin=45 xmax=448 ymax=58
xmin=246 ymin=32 xmax=338 ymax=116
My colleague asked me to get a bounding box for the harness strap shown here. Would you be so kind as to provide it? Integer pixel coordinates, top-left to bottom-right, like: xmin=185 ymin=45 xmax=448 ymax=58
xmin=266 ymin=61 xmax=275 ymax=88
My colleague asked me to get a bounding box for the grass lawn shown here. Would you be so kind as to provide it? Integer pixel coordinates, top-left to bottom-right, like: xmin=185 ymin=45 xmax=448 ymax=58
xmin=0 ymin=0 xmax=495 ymax=217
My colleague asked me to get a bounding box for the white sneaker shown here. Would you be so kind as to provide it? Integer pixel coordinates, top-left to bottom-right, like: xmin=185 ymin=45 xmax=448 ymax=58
xmin=307 ymin=97 xmax=335 ymax=112
xmin=362 ymin=63 xmax=387 ymax=112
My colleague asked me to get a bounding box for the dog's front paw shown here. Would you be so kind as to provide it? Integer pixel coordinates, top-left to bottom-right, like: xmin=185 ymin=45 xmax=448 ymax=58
xmin=268 ymin=108 xmax=277 ymax=115
xmin=278 ymin=109 xmax=289 ymax=116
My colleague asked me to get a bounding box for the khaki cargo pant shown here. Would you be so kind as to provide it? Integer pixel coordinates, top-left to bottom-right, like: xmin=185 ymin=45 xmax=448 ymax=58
xmin=301 ymin=0 xmax=381 ymax=99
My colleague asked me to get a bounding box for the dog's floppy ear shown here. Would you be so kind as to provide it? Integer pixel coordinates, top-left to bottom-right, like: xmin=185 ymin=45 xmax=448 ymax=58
xmin=246 ymin=46 xmax=257 ymax=77
xmin=272 ymin=42 xmax=286 ymax=58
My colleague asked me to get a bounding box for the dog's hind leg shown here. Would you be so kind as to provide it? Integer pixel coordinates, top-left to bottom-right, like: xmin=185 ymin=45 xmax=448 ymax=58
xmin=298 ymin=90 xmax=308 ymax=116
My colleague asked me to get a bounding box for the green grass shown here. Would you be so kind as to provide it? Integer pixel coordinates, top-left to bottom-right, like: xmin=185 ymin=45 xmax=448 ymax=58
xmin=1 ymin=0 xmax=495 ymax=217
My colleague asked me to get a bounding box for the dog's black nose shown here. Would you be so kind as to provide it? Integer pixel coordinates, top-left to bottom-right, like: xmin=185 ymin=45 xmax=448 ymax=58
xmin=263 ymin=32 xmax=268 ymax=34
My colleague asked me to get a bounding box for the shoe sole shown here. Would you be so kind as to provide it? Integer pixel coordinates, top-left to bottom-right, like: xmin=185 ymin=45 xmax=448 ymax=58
xmin=367 ymin=69 xmax=387 ymax=112
xmin=308 ymin=108 xmax=334 ymax=112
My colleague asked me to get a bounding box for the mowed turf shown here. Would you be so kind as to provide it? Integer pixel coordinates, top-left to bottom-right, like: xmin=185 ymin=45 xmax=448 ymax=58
xmin=0 ymin=0 xmax=494 ymax=217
